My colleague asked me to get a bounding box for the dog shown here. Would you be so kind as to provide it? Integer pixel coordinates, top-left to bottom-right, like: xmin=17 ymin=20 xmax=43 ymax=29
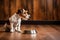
xmin=5 ymin=9 xmax=30 ymax=33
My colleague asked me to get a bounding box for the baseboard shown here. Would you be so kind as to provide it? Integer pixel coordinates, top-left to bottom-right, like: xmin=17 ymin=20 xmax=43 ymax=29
xmin=21 ymin=20 xmax=60 ymax=25
xmin=0 ymin=20 xmax=60 ymax=25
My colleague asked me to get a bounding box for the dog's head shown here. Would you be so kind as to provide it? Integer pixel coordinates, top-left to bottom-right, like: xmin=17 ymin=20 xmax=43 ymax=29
xmin=17 ymin=9 xmax=30 ymax=20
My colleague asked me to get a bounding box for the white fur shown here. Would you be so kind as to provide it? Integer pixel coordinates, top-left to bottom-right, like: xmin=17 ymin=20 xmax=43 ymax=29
xmin=9 ymin=13 xmax=21 ymax=32
xmin=9 ymin=9 xmax=30 ymax=32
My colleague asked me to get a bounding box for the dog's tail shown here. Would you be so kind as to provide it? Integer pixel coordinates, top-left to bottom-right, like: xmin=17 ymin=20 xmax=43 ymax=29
xmin=3 ymin=23 xmax=7 ymax=29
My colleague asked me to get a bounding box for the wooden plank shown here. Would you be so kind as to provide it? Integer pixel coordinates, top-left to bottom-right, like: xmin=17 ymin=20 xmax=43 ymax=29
xmin=0 ymin=25 xmax=60 ymax=40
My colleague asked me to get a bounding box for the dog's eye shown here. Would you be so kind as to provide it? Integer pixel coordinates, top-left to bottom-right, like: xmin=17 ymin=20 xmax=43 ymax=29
xmin=24 ymin=12 xmax=27 ymax=14
xmin=24 ymin=13 xmax=26 ymax=14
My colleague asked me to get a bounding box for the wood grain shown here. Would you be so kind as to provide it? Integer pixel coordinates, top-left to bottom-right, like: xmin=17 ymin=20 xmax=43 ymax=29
xmin=0 ymin=0 xmax=60 ymax=20
xmin=0 ymin=25 xmax=60 ymax=40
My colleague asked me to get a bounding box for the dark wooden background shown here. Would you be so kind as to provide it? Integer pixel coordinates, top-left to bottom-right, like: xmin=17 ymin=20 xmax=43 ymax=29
xmin=0 ymin=0 xmax=60 ymax=21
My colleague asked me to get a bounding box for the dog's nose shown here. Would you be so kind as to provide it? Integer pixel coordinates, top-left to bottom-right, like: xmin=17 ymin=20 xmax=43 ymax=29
xmin=29 ymin=15 xmax=31 ymax=18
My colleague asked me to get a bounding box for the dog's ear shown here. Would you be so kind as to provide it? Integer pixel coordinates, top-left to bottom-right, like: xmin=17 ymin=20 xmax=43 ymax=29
xmin=23 ymin=9 xmax=25 ymax=13
xmin=17 ymin=9 xmax=23 ymax=14
xmin=23 ymin=9 xmax=28 ymax=13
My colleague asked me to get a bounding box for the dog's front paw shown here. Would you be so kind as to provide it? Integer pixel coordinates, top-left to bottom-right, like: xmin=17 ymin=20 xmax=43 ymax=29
xmin=10 ymin=29 xmax=15 ymax=33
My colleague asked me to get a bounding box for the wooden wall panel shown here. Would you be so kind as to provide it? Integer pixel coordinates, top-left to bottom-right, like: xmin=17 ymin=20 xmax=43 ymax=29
xmin=10 ymin=0 xmax=16 ymax=15
xmin=0 ymin=0 xmax=60 ymax=21
xmin=16 ymin=0 xmax=21 ymax=12
xmin=4 ymin=0 xmax=9 ymax=20
xmin=39 ymin=0 xmax=48 ymax=20
xmin=47 ymin=0 xmax=53 ymax=20
xmin=57 ymin=0 xmax=60 ymax=20
xmin=20 ymin=0 xmax=27 ymax=9
xmin=33 ymin=0 xmax=40 ymax=20
xmin=0 ymin=0 xmax=4 ymax=20
xmin=53 ymin=0 xmax=57 ymax=20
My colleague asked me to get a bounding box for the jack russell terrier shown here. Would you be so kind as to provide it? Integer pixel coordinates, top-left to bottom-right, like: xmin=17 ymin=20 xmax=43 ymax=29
xmin=6 ymin=9 xmax=30 ymax=33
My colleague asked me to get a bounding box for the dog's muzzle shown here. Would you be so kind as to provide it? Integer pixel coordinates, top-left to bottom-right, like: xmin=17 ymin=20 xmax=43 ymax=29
xmin=26 ymin=15 xmax=30 ymax=19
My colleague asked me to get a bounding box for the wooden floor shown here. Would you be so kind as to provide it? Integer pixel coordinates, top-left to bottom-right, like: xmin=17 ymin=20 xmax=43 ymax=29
xmin=0 ymin=25 xmax=60 ymax=40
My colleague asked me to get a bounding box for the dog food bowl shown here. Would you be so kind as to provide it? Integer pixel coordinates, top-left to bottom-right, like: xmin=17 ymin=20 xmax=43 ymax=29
xmin=23 ymin=30 xmax=37 ymax=34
